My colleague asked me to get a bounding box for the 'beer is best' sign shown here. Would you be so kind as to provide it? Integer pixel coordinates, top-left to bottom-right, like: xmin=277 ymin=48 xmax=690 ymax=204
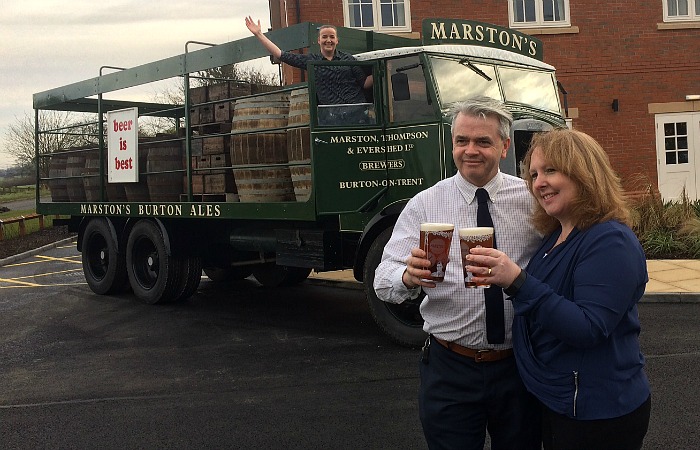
xmin=107 ymin=107 xmax=139 ymax=183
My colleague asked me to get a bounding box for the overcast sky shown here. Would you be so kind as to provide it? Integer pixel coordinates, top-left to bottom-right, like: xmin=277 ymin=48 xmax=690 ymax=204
xmin=0 ymin=0 xmax=272 ymax=169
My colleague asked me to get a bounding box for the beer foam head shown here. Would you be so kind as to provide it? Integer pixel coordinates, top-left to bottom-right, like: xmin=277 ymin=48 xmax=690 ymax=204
xmin=459 ymin=226 xmax=494 ymax=237
xmin=420 ymin=223 xmax=454 ymax=232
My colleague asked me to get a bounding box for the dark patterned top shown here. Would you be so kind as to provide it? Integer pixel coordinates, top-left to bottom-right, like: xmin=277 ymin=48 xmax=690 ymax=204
xmin=279 ymin=50 xmax=368 ymax=105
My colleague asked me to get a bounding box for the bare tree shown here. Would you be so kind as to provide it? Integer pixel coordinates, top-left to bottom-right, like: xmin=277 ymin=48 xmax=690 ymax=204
xmin=3 ymin=110 xmax=98 ymax=179
xmin=140 ymin=63 xmax=280 ymax=137
xmin=193 ymin=63 xmax=279 ymax=87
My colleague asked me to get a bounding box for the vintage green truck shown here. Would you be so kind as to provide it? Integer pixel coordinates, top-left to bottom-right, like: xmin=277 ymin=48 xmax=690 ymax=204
xmin=34 ymin=19 xmax=566 ymax=347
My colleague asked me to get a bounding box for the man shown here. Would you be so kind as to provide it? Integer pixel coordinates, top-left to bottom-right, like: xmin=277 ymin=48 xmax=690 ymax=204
xmin=374 ymin=96 xmax=541 ymax=449
xmin=245 ymin=17 xmax=372 ymax=107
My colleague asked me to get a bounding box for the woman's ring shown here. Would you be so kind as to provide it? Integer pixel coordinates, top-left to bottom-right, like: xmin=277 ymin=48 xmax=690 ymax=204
xmin=487 ymin=268 xmax=492 ymax=275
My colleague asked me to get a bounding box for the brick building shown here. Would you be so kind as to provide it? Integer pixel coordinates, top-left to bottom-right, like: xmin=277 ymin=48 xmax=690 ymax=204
xmin=265 ymin=0 xmax=700 ymax=200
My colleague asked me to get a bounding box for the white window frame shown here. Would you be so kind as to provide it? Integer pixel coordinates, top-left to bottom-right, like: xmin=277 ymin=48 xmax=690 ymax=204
xmin=342 ymin=0 xmax=412 ymax=33
xmin=508 ymin=0 xmax=571 ymax=28
xmin=663 ymin=0 xmax=700 ymax=22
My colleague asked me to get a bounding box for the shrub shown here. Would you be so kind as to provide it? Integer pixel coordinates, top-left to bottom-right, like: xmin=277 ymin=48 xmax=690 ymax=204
xmin=629 ymin=187 xmax=700 ymax=259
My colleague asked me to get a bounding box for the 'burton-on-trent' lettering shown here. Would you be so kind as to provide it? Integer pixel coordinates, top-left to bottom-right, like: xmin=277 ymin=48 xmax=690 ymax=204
xmin=339 ymin=178 xmax=424 ymax=189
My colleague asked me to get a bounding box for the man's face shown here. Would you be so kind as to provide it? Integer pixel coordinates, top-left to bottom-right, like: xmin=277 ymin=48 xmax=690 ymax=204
xmin=317 ymin=27 xmax=339 ymax=59
xmin=451 ymin=112 xmax=509 ymax=187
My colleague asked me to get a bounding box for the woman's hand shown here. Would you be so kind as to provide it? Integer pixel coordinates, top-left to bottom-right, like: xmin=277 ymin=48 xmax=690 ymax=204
xmin=402 ymin=247 xmax=437 ymax=289
xmin=245 ymin=16 xmax=262 ymax=36
xmin=466 ymin=247 xmax=521 ymax=289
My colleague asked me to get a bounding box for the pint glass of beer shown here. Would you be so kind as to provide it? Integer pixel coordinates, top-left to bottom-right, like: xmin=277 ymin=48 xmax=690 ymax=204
xmin=419 ymin=223 xmax=454 ymax=282
xmin=459 ymin=227 xmax=494 ymax=288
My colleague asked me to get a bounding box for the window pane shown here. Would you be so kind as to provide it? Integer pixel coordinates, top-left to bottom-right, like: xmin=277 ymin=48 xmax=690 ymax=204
xmin=348 ymin=0 xmax=374 ymax=27
xmin=665 ymin=137 xmax=676 ymax=150
xmin=525 ymin=0 xmax=536 ymax=21
xmin=379 ymin=0 xmax=406 ymax=27
xmin=554 ymin=0 xmax=566 ymax=21
xmin=678 ymin=136 xmax=689 ymax=149
xmin=394 ymin=4 xmax=406 ymax=26
xmin=668 ymin=0 xmax=678 ymax=16
xmin=349 ymin=4 xmax=361 ymax=27
xmin=680 ymin=0 xmax=689 ymax=15
xmin=664 ymin=123 xmax=675 ymax=136
xmin=678 ymin=151 xmax=689 ymax=163
xmin=677 ymin=122 xmax=687 ymax=135
xmin=544 ymin=0 xmax=554 ymax=21
xmin=430 ymin=57 xmax=501 ymax=105
xmin=381 ymin=2 xmax=395 ymax=26
xmin=513 ymin=0 xmax=525 ymax=22
xmin=543 ymin=0 xmax=566 ymax=22
xmin=666 ymin=152 xmax=677 ymax=164
xmin=362 ymin=4 xmax=374 ymax=26
xmin=499 ymin=67 xmax=561 ymax=113
xmin=387 ymin=56 xmax=434 ymax=123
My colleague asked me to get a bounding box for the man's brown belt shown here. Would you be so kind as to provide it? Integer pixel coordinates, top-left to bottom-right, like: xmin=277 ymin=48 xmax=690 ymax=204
xmin=433 ymin=336 xmax=514 ymax=362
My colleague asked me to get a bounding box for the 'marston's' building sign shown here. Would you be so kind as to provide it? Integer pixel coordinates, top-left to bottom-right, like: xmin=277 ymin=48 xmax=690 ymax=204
xmin=422 ymin=18 xmax=543 ymax=61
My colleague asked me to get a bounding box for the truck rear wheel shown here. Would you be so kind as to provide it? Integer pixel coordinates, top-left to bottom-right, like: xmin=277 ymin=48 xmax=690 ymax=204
xmin=126 ymin=220 xmax=181 ymax=304
xmin=173 ymin=256 xmax=202 ymax=302
xmin=82 ymin=218 xmax=128 ymax=295
xmin=252 ymin=263 xmax=312 ymax=287
xmin=364 ymin=227 xmax=427 ymax=348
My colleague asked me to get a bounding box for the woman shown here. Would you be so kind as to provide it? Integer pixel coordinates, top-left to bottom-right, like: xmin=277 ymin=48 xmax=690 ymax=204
xmin=467 ymin=128 xmax=651 ymax=450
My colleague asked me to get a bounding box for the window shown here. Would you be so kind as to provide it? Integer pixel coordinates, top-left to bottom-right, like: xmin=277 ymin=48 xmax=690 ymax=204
xmin=343 ymin=0 xmax=411 ymax=32
xmin=664 ymin=0 xmax=700 ymax=21
xmin=664 ymin=121 xmax=690 ymax=165
xmin=509 ymin=0 xmax=570 ymax=28
xmin=387 ymin=56 xmax=434 ymax=123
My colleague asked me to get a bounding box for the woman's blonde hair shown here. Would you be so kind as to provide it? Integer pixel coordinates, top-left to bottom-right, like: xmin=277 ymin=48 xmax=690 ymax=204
xmin=522 ymin=128 xmax=630 ymax=235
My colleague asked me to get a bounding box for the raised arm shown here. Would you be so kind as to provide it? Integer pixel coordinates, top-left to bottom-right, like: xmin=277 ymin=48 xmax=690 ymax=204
xmin=245 ymin=16 xmax=282 ymax=59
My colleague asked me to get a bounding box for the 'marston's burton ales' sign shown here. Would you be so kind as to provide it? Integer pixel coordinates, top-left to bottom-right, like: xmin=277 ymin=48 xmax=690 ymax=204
xmin=422 ymin=18 xmax=543 ymax=61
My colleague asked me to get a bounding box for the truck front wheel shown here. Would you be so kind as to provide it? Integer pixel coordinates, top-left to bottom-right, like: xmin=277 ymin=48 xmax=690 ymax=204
xmin=364 ymin=227 xmax=427 ymax=348
xmin=82 ymin=218 xmax=128 ymax=295
xmin=126 ymin=220 xmax=181 ymax=304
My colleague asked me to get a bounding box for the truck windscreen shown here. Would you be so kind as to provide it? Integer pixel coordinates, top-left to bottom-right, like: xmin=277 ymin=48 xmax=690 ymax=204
xmin=429 ymin=56 xmax=561 ymax=115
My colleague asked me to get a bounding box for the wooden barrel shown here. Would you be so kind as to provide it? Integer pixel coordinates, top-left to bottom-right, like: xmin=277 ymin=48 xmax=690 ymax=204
xmin=82 ymin=150 xmax=102 ymax=202
xmin=230 ymin=92 xmax=295 ymax=202
xmin=123 ymin=144 xmax=150 ymax=202
xmin=106 ymin=182 xmax=128 ymax=202
xmin=286 ymin=88 xmax=312 ymax=202
xmin=146 ymin=138 xmax=184 ymax=203
xmin=48 ymin=151 xmax=69 ymax=202
xmin=66 ymin=151 xmax=87 ymax=202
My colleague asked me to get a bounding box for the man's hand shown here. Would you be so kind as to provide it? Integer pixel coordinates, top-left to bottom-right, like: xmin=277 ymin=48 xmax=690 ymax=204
xmin=402 ymin=247 xmax=436 ymax=289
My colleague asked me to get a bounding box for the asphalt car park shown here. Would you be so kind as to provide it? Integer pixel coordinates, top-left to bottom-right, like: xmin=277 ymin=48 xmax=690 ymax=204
xmin=1 ymin=241 xmax=698 ymax=449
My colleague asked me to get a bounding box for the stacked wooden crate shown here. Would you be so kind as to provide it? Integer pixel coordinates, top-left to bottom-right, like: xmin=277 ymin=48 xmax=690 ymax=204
xmin=187 ymin=82 xmax=236 ymax=200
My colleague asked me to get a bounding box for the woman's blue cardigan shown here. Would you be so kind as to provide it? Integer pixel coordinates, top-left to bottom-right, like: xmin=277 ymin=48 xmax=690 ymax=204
xmin=512 ymin=221 xmax=651 ymax=420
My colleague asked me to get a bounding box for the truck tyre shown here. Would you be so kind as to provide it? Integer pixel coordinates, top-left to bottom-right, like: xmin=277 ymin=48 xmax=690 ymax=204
xmin=126 ymin=220 xmax=181 ymax=304
xmin=364 ymin=227 xmax=427 ymax=348
xmin=252 ymin=263 xmax=312 ymax=287
xmin=203 ymin=266 xmax=252 ymax=282
xmin=82 ymin=218 xmax=128 ymax=295
xmin=172 ymin=256 xmax=202 ymax=302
